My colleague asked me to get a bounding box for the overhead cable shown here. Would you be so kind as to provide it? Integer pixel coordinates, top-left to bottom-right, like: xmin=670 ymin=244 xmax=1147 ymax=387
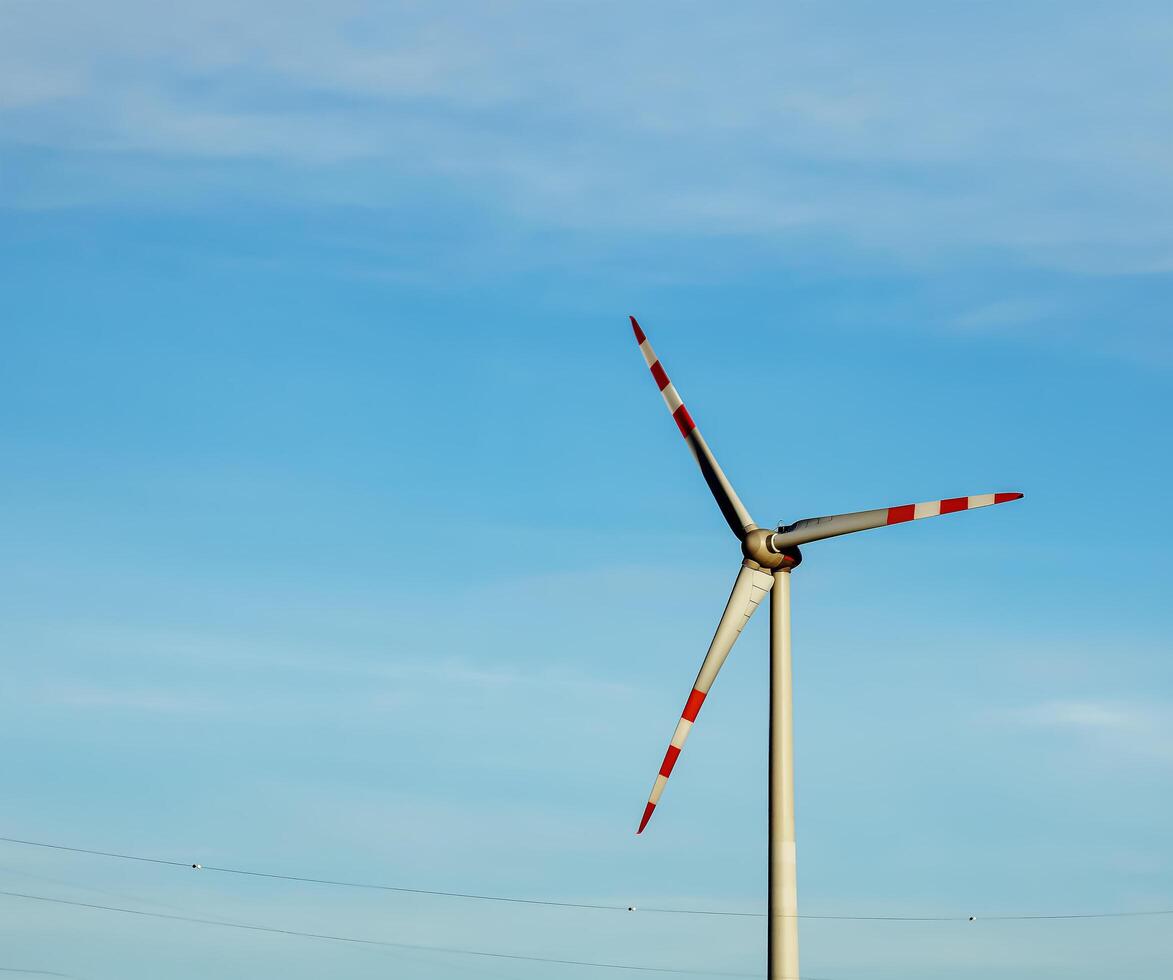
xmin=0 ymin=888 xmax=771 ymax=978
xmin=4 ymin=834 xmax=1172 ymax=923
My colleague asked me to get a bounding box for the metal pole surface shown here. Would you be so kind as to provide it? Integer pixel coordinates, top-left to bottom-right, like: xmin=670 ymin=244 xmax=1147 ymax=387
xmin=768 ymin=568 xmax=799 ymax=980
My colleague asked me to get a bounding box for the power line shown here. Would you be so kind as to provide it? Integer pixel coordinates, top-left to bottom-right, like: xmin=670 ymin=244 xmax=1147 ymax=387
xmin=980 ymin=910 xmax=1173 ymax=921
xmin=0 ymin=835 xmax=623 ymax=913
xmin=0 ymin=971 xmax=73 ymax=978
xmin=637 ymin=906 xmax=955 ymax=922
xmin=0 ymin=888 xmax=775 ymax=978
xmin=0 ymin=837 xmax=188 ymax=872
xmin=4 ymin=834 xmax=1172 ymax=923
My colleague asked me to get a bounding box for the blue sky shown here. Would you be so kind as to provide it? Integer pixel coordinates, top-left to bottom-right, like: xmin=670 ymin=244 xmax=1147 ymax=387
xmin=2 ymin=2 xmax=1172 ymax=978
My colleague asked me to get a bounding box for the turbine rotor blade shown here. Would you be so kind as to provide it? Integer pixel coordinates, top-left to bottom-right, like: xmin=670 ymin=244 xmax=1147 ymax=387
xmin=631 ymin=316 xmax=756 ymax=540
xmin=770 ymin=492 xmax=1024 ymax=549
xmin=637 ymin=560 xmax=775 ymax=834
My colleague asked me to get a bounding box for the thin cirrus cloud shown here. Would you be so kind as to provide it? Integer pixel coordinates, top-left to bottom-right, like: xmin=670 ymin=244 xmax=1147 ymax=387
xmin=37 ymin=685 xmax=228 ymax=714
xmin=4 ymin=2 xmax=1173 ymax=273
xmin=1004 ymin=699 xmax=1173 ymax=763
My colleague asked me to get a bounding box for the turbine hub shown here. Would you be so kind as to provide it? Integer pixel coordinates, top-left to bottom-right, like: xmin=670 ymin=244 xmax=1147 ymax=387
xmin=741 ymin=528 xmax=802 ymax=570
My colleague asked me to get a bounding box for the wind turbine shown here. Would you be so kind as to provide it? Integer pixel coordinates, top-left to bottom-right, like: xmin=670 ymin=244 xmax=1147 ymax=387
xmin=629 ymin=316 xmax=1022 ymax=980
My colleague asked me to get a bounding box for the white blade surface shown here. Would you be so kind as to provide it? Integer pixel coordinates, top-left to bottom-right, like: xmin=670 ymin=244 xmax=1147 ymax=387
xmin=637 ymin=561 xmax=775 ymax=834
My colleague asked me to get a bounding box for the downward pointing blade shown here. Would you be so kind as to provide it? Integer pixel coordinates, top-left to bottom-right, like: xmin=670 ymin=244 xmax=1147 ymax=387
xmin=638 ymin=561 xmax=775 ymax=834
xmin=770 ymin=492 xmax=1024 ymax=549
xmin=630 ymin=316 xmax=757 ymax=540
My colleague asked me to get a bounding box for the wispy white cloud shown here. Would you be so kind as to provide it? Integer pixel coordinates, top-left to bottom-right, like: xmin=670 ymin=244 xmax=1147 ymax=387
xmin=1000 ymin=698 xmax=1173 ymax=762
xmin=46 ymin=685 xmax=226 ymax=714
xmin=1013 ymin=700 xmax=1139 ymax=730
xmin=949 ymin=298 xmax=1064 ymax=335
xmin=26 ymin=657 xmax=633 ymax=720
xmin=5 ymin=2 xmax=1173 ymax=273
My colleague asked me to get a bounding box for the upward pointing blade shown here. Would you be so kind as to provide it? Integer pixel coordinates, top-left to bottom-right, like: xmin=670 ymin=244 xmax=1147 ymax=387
xmin=630 ymin=316 xmax=756 ymax=540
xmin=638 ymin=561 xmax=775 ymax=834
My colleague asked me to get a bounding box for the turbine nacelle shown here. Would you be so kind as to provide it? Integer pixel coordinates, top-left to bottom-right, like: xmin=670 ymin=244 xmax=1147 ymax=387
xmin=741 ymin=528 xmax=802 ymax=570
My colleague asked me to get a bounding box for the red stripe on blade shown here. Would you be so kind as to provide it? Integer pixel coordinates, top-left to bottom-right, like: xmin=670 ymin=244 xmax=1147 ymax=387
xmin=659 ymin=745 xmax=681 ymax=777
xmin=940 ymin=496 xmax=969 ymax=514
xmin=994 ymin=492 xmax=1024 ymax=503
xmin=682 ymin=688 xmax=706 ymax=722
xmin=637 ymin=802 xmax=656 ymax=835
xmin=886 ymin=504 xmax=915 ymax=524
xmin=630 ymin=316 xmax=646 ymax=344
xmin=672 ymin=404 xmax=696 ymax=436
xmin=650 ymin=360 xmax=670 ymax=390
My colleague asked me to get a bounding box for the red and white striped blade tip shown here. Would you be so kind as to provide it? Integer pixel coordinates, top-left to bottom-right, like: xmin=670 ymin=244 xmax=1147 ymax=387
xmin=630 ymin=315 xmax=646 ymax=343
xmin=637 ymin=802 xmax=655 ymax=835
xmin=883 ymin=491 xmax=1024 ymax=525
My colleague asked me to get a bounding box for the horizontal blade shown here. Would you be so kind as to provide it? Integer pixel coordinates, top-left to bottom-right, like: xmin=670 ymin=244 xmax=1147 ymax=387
xmin=637 ymin=561 xmax=775 ymax=835
xmin=771 ymin=492 xmax=1024 ymax=549
xmin=631 ymin=316 xmax=757 ymax=540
